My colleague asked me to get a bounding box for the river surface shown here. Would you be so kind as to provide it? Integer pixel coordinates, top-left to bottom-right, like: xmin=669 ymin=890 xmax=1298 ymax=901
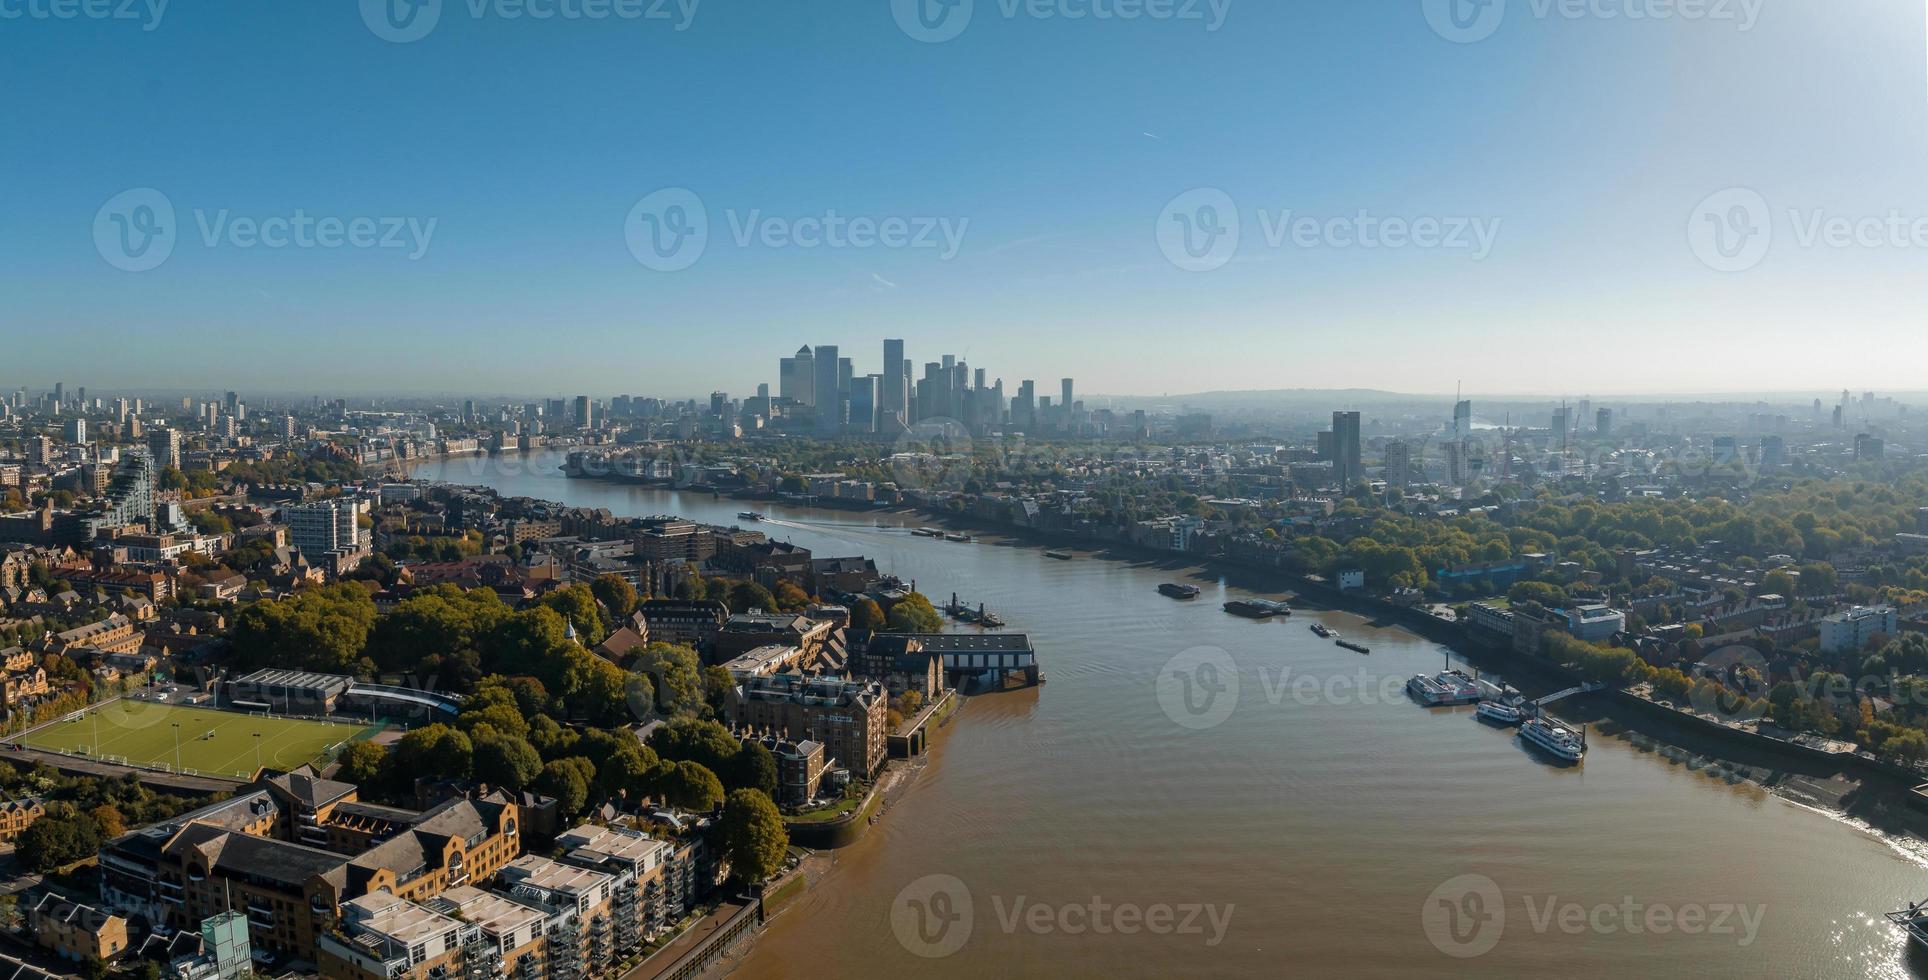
xmin=412 ymin=449 xmax=1928 ymax=978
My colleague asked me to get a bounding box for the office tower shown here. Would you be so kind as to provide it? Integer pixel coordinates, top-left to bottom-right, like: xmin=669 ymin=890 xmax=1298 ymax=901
xmin=757 ymin=383 xmax=769 ymax=402
xmin=1332 ymin=411 xmax=1362 ymax=488
xmin=148 ymin=428 xmax=181 ymax=468
xmin=224 ymin=390 xmax=239 ymax=415
xmin=794 ymin=345 xmax=818 ymax=407
xmin=1596 ymin=408 xmax=1612 ymax=437
xmin=1550 ymin=407 xmax=1570 ymax=438
xmin=838 ymin=357 xmax=853 ymax=405
xmin=1385 ymin=440 xmax=1412 ymax=488
xmin=1577 ymin=399 xmax=1591 ymax=429
xmin=462 ymin=399 xmax=476 ymax=422
xmin=1855 ymin=433 xmax=1884 ymax=460
xmin=1016 ymin=380 xmax=1036 ymax=431
xmin=1832 ymin=405 xmax=1844 ymax=429
xmin=1759 ymin=435 xmax=1786 ymax=469
xmin=288 ymin=498 xmax=366 ymax=559
xmin=53 ymin=382 xmax=63 ymax=405
xmin=1453 ymin=399 xmax=1472 ymax=439
xmin=813 ymin=346 xmax=842 ymax=434
xmin=849 ymin=376 xmax=878 ymax=434
xmin=1061 ymin=379 xmax=1074 ymax=413
xmin=883 ymin=339 xmax=907 ymax=430
xmin=1445 ymin=439 xmax=1469 ymax=486
xmin=572 ymin=395 xmax=591 ymax=429
xmin=64 ymin=418 xmax=87 ymax=445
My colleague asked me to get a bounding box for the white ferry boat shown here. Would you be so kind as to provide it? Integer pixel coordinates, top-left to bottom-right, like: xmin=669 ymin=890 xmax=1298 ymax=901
xmin=1475 ymin=699 xmax=1526 ymax=725
xmin=1407 ymin=669 xmax=1483 ymax=706
xmin=1519 ymin=715 xmax=1586 ymax=762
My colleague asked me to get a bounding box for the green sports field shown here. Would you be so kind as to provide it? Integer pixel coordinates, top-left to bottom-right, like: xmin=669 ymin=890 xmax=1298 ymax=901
xmin=9 ymin=701 xmax=376 ymax=779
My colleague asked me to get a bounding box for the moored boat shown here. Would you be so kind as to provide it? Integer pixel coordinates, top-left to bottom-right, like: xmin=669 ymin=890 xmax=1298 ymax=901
xmin=1888 ymin=900 xmax=1928 ymax=948
xmin=1043 ymin=550 xmax=1073 ymax=560
xmin=1159 ymin=583 xmax=1201 ymax=600
xmin=945 ymin=532 xmax=973 ymax=542
xmin=1224 ymin=599 xmax=1288 ymax=619
xmin=1336 ymin=640 xmax=1370 ymax=654
xmin=1519 ymin=715 xmax=1587 ymax=762
xmin=1407 ymin=669 xmax=1484 ymax=706
xmin=1310 ymin=624 xmax=1334 ymax=638
xmin=1476 ymin=699 xmax=1525 ymax=725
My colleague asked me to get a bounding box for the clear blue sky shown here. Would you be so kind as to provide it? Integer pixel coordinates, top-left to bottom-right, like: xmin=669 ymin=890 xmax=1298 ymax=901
xmin=3 ymin=0 xmax=1925 ymax=398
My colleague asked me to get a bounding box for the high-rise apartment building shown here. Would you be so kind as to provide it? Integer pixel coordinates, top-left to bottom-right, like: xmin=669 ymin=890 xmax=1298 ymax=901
xmin=1332 ymin=411 xmax=1362 ymax=489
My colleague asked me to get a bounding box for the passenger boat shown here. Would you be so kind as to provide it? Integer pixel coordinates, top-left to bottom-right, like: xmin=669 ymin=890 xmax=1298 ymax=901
xmin=944 ymin=532 xmax=973 ymax=542
xmin=1310 ymin=624 xmax=1334 ymax=638
xmin=1519 ymin=715 xmax=1587 ymax=762
xmin=1475 ymin=699 xmax=1526 ymax=725
xmin=1159 ymin=583 xmax=1201 ymax=600
xmin=1043 ymin=550 xmax=1073 ymax=560
xmin=737 ymin=511 xmax=764 ymax=522
xmin=1335 ymin=640 xmax=1370 ymax=654
xmin=1407 ymin=669 xmax=1484 ymax=706
xmin=914 ymin=527 xmax=946 ymax=537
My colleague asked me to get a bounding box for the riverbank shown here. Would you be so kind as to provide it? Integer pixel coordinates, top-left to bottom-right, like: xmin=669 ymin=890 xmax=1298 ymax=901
xmin=904 ymin=504 xmax=1928 ymax=845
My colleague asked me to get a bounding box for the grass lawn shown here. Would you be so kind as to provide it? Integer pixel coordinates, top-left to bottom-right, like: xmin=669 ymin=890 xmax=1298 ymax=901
xmin=785 ymin=787 xmax=880 ymax=825
xmin=9 ymin=701 xmax=375 ymax=779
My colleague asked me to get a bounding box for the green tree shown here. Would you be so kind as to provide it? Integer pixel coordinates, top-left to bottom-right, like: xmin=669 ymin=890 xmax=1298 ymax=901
xmin=592 ymin=573 xmax=640 ymax=619
xmin=542 ymin=583 xmax=610 ymax=644
xmin=384 ymin=724 xmax=473 ymax=785
xmin=336 ymin=741 xmax=387 ymax=786
xmin=631 ymin=644 xmax=705 ymax=720
xmin=849 ymin=598 xmax=886 ymax=631
xmin=537 ymin=757 xmax=594 ymax=816
xmin=727 ymin=581 xmax=779 ymax=615
xmin=885 ymin=592 xmax=944 ymax=633
xmin=660 ymin=760 xmax=725 ymax=811
xmin=729 ymin=741 xmax=779 ymax=799
xmin=650 ymin=718 xmax=742 ymax=775
xmin=229 ymin=583 xmax=378 ymax=675
xmin=472 ymin=730 xmax=544 ymax=791
xmin=719 ymin=789 xmax=788 ymax=883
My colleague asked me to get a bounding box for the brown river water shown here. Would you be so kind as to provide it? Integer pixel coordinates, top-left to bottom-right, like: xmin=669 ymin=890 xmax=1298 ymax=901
xmin=413 ymin=450 xmax=1928 ymax=979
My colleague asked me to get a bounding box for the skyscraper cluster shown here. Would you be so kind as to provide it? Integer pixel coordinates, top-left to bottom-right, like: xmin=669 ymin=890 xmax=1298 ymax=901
xmin=771 ymin=340 xmax=1079 ymax=438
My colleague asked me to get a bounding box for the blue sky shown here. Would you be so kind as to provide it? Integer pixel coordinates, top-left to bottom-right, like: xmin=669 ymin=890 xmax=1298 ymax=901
xmin=3 ymin=0 xmax=1926 ymax=399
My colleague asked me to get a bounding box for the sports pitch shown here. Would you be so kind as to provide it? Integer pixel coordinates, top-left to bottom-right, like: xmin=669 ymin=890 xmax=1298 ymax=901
xmin=9 ymin=701 xmax=376 ymax=779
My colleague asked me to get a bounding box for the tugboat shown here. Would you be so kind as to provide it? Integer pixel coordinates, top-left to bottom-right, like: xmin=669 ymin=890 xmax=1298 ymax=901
xmin=1159 ymin=583 xmax=1201 ymax=600
xmin=1519 ymin=715 xmax=1587 ymax=763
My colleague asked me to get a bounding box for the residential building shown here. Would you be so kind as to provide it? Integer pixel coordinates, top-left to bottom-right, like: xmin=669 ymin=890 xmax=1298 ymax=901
xmin=726 ymin=674 xmax=888 ymax=777
xmin=30 ymin=896 xmax=129 ymax=964
xmin=1820 ymin=605 xmax=1898 ymax=654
